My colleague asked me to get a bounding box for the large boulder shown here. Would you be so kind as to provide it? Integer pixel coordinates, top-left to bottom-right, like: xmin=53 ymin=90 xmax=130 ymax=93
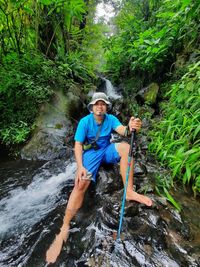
xmin=65 ymin=91 xmax=84 ymax=119
xmin=21 ymin=90 xmax=74 ymax=160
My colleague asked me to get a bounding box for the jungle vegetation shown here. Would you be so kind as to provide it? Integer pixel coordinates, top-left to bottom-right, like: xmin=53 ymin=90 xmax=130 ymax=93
xmin=0 ymin=0 xmax=199 ymax=197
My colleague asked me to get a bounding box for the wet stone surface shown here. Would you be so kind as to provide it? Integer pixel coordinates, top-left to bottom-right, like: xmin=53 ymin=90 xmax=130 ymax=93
xmin=45 ymin=156 xmax=199 ymax=267
xmin=0 ymin=152 xmax=200 ymax=266
xmin=1 ymin=126 xmax=200 ymax=267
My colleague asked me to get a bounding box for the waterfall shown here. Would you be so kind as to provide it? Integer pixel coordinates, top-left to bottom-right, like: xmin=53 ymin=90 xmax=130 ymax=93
xmin=103 ymin=78 xmax=121 ymax=100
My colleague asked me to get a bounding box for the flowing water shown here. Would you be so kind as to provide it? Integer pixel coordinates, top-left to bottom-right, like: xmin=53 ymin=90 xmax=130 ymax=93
xmin=0 ymin=156 xmax=200 ymax=267
xmin=103 ymin=78 xmax=122 ymax=100
xmin=0 ymin=79 xmax=199 ymax=266
xmin=0 ymin=159 xmax=76 ymax=266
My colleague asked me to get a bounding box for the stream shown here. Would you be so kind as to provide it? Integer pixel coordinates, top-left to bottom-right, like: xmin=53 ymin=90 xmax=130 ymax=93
xmin=0 ymin=152 xmax=200 ymax=266
xmin=0 ymin=79 xmax=200 ymax=267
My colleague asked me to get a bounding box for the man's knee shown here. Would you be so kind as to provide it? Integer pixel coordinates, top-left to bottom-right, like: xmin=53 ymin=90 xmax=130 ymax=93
xmin=118 ymin=142 xmax=130 ymax=156
xmin=74 ymin=180 xmax=90 ymax=192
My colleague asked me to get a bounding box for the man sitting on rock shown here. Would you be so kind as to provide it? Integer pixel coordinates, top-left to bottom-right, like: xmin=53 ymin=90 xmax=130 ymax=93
xmin=46 ymin=92 xmax=152 ymax=264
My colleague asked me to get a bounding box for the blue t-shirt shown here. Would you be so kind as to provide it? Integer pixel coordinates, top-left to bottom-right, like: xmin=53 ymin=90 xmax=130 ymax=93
xmin=74 ymin=113 xmax=122 ymax=148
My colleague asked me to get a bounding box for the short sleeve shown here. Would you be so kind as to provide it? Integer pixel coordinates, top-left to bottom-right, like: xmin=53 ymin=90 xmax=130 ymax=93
xmin=74 ymin=118 xmax=87 ymax=143
xmin=111 ymin=115 xmax=122 ymax=130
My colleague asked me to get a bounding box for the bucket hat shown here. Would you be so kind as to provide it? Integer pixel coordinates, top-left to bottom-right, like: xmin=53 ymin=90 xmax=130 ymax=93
xmin=87 ymin=92 xmax=112 ymax=111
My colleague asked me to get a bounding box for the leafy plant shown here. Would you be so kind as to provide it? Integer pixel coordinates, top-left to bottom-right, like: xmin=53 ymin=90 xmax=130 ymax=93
xmin=149 ymin=62 xmax=200 ymax=195
xmin=103 ymin=0 xmax=200 ymax=83
xmin=155 ymin=174 xmax=181 ymax=211
xmin=1 ymin=122 xmax=31 ymax=145
xmin=0 ymin=53 xmax=58 ymax=146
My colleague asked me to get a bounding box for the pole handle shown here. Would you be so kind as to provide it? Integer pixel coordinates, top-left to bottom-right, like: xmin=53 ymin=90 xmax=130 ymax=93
xmin=129 ymin=129 xmax=136 ymax=157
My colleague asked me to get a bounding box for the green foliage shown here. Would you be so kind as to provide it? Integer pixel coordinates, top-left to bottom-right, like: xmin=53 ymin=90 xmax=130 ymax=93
xmin=63 ymin=0 xmax=86 ymax=31
xmin=0 ymin=49 xmax=96 ymax=146
xmin=84 ymin=22 xmax=110 ymax=72
xmin=0 ymin=53 xmax=54 ymax=145
xmin=0 ymin=0 xmax=97 ymax=148
xmin=0 ymin=0 xmax=88 ymax=58
xmin=0 ymin=0 xmax=33 ymax=54
xmin=103 ymin=0 xmax=200 ymax=82
xmin=155 ymin=174 xmax=181 ymax=211
xmin=149 ymin=62 xmax=200 ymax=195
xmin=1 ymin=122 xmax=31 ymax=145
xmin=103 ymin=36 xmax=125 ymax=81
xmin=64 ymin=51 xmax=96 ymax=82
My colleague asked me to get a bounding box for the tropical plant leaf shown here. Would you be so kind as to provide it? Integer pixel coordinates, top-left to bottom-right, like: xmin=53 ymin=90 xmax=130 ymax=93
xmin=163 ymin=187 xmax=181 ymax=211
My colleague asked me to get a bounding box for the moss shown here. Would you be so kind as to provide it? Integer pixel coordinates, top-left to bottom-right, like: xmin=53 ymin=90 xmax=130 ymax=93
xmin=55 ymin=123 xmax=63 ymax=129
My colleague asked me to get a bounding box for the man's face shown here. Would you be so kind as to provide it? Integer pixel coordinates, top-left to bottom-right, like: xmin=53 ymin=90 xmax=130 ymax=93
xmin=92 ymin=100 xmax=107 ymax=116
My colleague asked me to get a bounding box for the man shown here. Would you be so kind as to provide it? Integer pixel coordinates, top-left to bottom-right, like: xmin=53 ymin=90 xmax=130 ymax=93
xmin=46 ymin=92 xmax=152 ymax=264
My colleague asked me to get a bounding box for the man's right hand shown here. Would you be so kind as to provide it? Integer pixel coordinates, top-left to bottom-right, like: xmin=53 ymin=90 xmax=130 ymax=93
xmin=75 ymin=166 xmax=87 ymax=186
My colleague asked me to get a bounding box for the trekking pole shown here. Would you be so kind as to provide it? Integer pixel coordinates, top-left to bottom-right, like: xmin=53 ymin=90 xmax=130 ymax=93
xmin=117 ymin=129 xmax=136 ymax=240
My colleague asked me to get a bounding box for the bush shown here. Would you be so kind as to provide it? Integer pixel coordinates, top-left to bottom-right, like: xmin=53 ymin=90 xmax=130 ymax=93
xmin=0 ymin=51 xmax=96 ymax=146
xmin=103 ymin=0 xmax=200 ymax=82
xmin=149 ymin=62 xmax=200 ymax=195
xmin=0 ymin=53 xmax=56 ymax=145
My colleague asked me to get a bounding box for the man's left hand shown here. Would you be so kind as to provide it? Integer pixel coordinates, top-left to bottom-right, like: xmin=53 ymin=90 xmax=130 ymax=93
xmin=129 ymin=117 xmax=142 ymax=132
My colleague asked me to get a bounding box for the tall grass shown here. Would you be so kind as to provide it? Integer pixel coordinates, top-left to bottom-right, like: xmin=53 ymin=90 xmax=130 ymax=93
xmin=149 ymin=62 xmax=200 ymax=196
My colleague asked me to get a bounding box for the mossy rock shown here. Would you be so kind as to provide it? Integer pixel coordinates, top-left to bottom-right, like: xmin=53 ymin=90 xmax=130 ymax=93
xmin=136 ymin=83 xmax=159 ymax=106
xmin=144 ymin=83 xmax=159 ymax=105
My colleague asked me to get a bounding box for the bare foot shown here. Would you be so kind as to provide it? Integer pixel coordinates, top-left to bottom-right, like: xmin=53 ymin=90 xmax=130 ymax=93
xmin=126 ymin=191 xmax=153 ymax=206
xmin=46 ymin=225 xmax=69 ymax=264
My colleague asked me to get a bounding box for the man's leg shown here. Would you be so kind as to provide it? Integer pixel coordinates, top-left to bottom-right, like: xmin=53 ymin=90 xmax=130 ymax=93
xmin=62 ymin=178 xmax=91 ymax=230
xmin=46 ymin=179 xmax=90 ymax=263
xmin=117 ymin=142 xmax=152 ymax=206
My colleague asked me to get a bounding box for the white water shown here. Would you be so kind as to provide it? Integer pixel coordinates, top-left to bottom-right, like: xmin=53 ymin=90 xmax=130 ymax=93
xmin=103 ymin=78 xmax=121 ymax=100
xmin=0 ymin=161 xmax=76 ymax=237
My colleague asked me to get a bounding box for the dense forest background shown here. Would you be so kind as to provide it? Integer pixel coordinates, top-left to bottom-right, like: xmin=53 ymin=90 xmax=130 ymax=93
xmin=0 ymin=0 xmax=199 ymax=199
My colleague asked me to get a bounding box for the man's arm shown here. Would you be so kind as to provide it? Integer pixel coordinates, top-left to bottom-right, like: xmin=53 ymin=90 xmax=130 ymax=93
xmin=74 ymin=141 xmax=87 ymax=184
xmin=115 ymin=117 xmax=142 ymax=136
xmin=74 ymin=141 xmax=84 ymax=168
xmin=115 ymin=125 xmax=127 ymax=136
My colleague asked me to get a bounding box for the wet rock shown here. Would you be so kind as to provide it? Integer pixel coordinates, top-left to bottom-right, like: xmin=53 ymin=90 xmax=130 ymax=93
xmin=2 ymin=78 xmax=200 ymax=267
xmin=21 ymin=90 xmax=74 ymax=160
xmin=21 ymin=128 xmax=71 ymax=160
xmin=137 ymin=134 xmax=149 ymax=151
xmin=96 ymin=166 xmax=122 ymax=196
xmin=134 ymin=161 xmax=145 ymax=176
xmin=125 ymin=202 xmax=139 ymax=217
xmin=65 ymin=91 xmax=84 ymax=120
xmin=72 ymin=154 xmax=200 ymax=267
xmin=136 ymin=82 xmax=159 ymax=106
